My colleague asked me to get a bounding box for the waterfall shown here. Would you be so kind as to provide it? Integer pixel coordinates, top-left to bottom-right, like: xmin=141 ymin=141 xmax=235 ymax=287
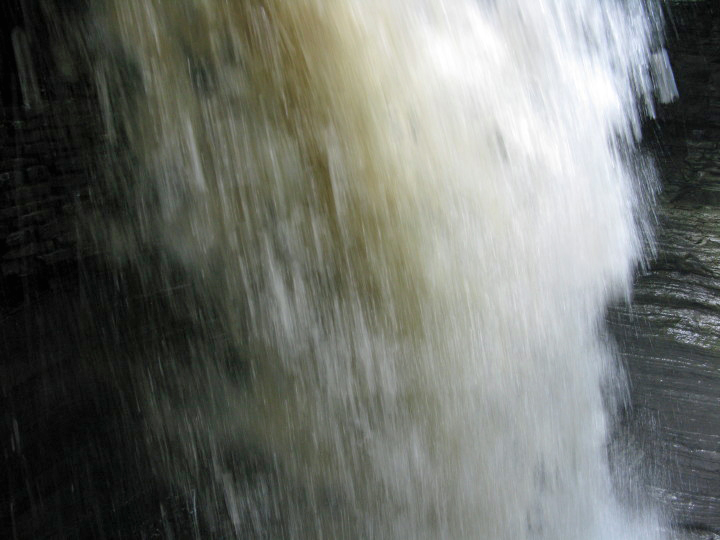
xmin=74 ymin=0 xmax=676 ymax=537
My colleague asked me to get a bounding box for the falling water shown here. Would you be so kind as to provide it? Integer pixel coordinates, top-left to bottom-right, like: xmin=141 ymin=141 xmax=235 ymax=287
xmin=70 ymin=0 xmax=677 ymax=537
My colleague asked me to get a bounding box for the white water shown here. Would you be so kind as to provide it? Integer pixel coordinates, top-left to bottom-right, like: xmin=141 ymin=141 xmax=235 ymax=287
xmin=86 ymin=0 xmax=676 ymax=537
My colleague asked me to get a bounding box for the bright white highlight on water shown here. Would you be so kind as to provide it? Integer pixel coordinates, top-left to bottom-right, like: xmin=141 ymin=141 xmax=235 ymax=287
xmin=88 ymin=0 xmax=677 ymax=537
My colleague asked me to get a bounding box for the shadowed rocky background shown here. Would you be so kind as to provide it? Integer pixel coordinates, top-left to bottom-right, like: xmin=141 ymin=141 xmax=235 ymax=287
xmin=609 ymin=1 xmax=720 ymax=535
xmin=0 ymin=0 xmax=719 ymax=538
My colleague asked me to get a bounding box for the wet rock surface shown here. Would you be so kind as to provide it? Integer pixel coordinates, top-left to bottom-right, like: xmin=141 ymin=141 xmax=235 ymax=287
xmin=1 ymin=266 xmax=209 ymax=538
xmin=611 ymin=0 xmax=720 ymax=533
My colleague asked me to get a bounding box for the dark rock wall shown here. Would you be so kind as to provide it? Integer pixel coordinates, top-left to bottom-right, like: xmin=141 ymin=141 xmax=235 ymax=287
xmin=0 ymin=0 xmax=99 ymax=308
xmin=612 ymin=0 xmax=720 ymax=532
xmin=0 ymin=99 xmax=97 ymax=306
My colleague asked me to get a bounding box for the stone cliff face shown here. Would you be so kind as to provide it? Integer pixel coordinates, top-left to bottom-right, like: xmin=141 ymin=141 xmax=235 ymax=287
xmin=0 ymin=1 xmax=99 ymax=310
xmin=0 ymin=100 xmax=97 ymax=305
xmin=611 ymin=0 xmax=720 ymax=533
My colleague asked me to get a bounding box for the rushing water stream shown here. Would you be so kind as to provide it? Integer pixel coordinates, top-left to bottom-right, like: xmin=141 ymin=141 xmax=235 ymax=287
xmin=61 ymin=0 xmax=680 ymax=537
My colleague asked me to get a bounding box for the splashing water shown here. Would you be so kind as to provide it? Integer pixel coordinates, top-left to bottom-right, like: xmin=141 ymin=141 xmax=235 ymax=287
xmin=79 ymin=0 xmax=677 ymax=537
